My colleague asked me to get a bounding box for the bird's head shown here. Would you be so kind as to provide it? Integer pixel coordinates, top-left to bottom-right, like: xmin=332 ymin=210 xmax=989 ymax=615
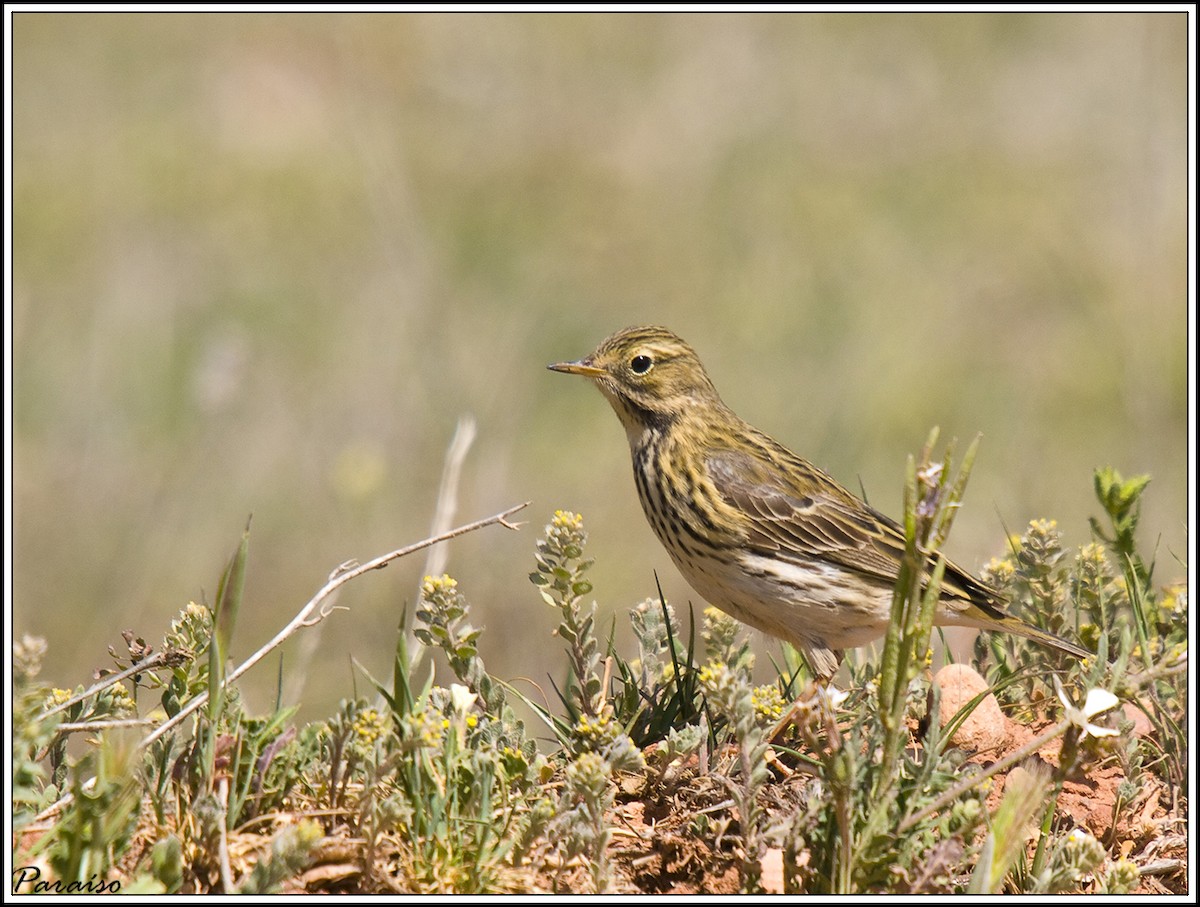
xmin=548 ymin=326 xmax=722 ymax=437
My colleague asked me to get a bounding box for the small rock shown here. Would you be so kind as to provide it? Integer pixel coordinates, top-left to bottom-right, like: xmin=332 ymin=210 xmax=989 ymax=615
xmin=1121 ymin=702 xmax=1153 ymax=738
xmin=933 ymin=663 xmax=1010 ymax=752
xmin=760 ymin=847 xmax=785 ymax=894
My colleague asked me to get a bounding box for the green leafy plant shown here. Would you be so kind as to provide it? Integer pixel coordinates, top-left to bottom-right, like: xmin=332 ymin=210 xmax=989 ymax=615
xmin=613 ymin=591 xmax=705 ymax=750
xmin=549 ymin=741 xmax=645 ymax=893
xmin=698 ymin=659 xmax=771 ymax=892
xmin=530 ymin=511 xmax=608 ymax=739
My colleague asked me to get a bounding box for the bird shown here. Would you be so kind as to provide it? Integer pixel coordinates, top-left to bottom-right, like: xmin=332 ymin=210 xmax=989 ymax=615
xmin=548 ymin=325 xmax=1089 ymax=680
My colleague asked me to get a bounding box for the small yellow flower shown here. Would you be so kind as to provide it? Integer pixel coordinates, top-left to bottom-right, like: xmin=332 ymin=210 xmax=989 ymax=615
xmin=751 ymin=684 xmax=785 ymax=723
xmin=552 ymin=509 xmax=584 ymax=532
xmin=401 ymin=708 xmax=444 ymax=748
xmin=351 ymin=707 xmax=387 ymax=749
xmin=981 ymin=556 xmax=1015 ymax=586
xmin=574 ymin=711 xmax=619 ymax=748
xmin=1160 ymin=582 xmax=1187 ymax=620
xmin=544 ymin=510 xmax=587 ymax=553
xmin=46 ymin=688 xmax=73 ymax=707
xmin=696 ymin=661 xmax=726 ymax=689
xmin=108 ymin=682 xmax=137 ymax=715
xmin=421 ymin=574 xmax=458 ymax=599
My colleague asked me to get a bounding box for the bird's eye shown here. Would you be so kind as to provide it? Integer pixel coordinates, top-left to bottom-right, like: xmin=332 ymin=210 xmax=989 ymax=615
xmin=630 ymin=354 xmax=653 ymax=375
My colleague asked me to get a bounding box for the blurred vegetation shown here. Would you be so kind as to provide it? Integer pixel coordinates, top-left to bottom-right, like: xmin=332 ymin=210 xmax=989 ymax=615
xmin=10 ymin=12 xmax=1189 ymax=721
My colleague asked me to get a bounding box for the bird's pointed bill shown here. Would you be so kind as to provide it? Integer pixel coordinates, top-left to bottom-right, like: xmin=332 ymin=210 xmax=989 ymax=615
xmin=548 ymin=359 xmax=606 ymax=377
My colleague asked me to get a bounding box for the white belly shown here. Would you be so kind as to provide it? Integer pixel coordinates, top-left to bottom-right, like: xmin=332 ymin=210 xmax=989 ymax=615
xmin=664 ymin=547 xmax=896 ymax=653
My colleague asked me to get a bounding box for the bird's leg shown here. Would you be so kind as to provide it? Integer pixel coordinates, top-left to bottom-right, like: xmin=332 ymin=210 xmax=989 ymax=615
xmin=768 ymin=674 xmax=849 ymax=745
xmin=768 ymin=679 xmax=821 ymax=744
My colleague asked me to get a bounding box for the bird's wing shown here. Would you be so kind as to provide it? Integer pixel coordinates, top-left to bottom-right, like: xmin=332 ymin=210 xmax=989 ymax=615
xmin=705 ymin=446 xmax=1000 ymax=606
xmin=705 ymin=447 xmax=903 ymax=581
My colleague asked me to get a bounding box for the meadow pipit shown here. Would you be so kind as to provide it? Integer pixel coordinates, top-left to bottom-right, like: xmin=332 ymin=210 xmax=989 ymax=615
xmin=549 ymin=325 xmax=1088 ymax=679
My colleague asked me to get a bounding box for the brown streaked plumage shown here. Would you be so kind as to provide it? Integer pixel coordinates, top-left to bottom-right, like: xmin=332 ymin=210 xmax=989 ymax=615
xmin=549 ymin=325 xmax=1089 ymax=679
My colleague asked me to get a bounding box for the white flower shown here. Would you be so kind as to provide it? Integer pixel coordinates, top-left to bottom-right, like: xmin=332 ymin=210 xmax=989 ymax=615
xmin=449 ymin=683 xmax=477 ymax=718
xmin=1055 ymin=678 xmax=1119 ymax=738
xmin=821 ymin=684 xmax=849 ymax=709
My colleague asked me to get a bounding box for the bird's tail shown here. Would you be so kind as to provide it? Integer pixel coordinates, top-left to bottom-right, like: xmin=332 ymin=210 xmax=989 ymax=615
xmin=960 ymin=608 xmax=1092 ymax=661
xmin=941 ymin=564 xmax=1092 ymax=661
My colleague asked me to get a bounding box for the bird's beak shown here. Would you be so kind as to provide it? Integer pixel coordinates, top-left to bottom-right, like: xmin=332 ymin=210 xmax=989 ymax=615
xmin=547 ymin=358 xmax=606 ymax=378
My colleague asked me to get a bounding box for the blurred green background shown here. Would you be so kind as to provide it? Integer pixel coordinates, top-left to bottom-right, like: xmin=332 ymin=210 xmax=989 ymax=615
xmin=11 ymin=12 xmax=1189 ymax=719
